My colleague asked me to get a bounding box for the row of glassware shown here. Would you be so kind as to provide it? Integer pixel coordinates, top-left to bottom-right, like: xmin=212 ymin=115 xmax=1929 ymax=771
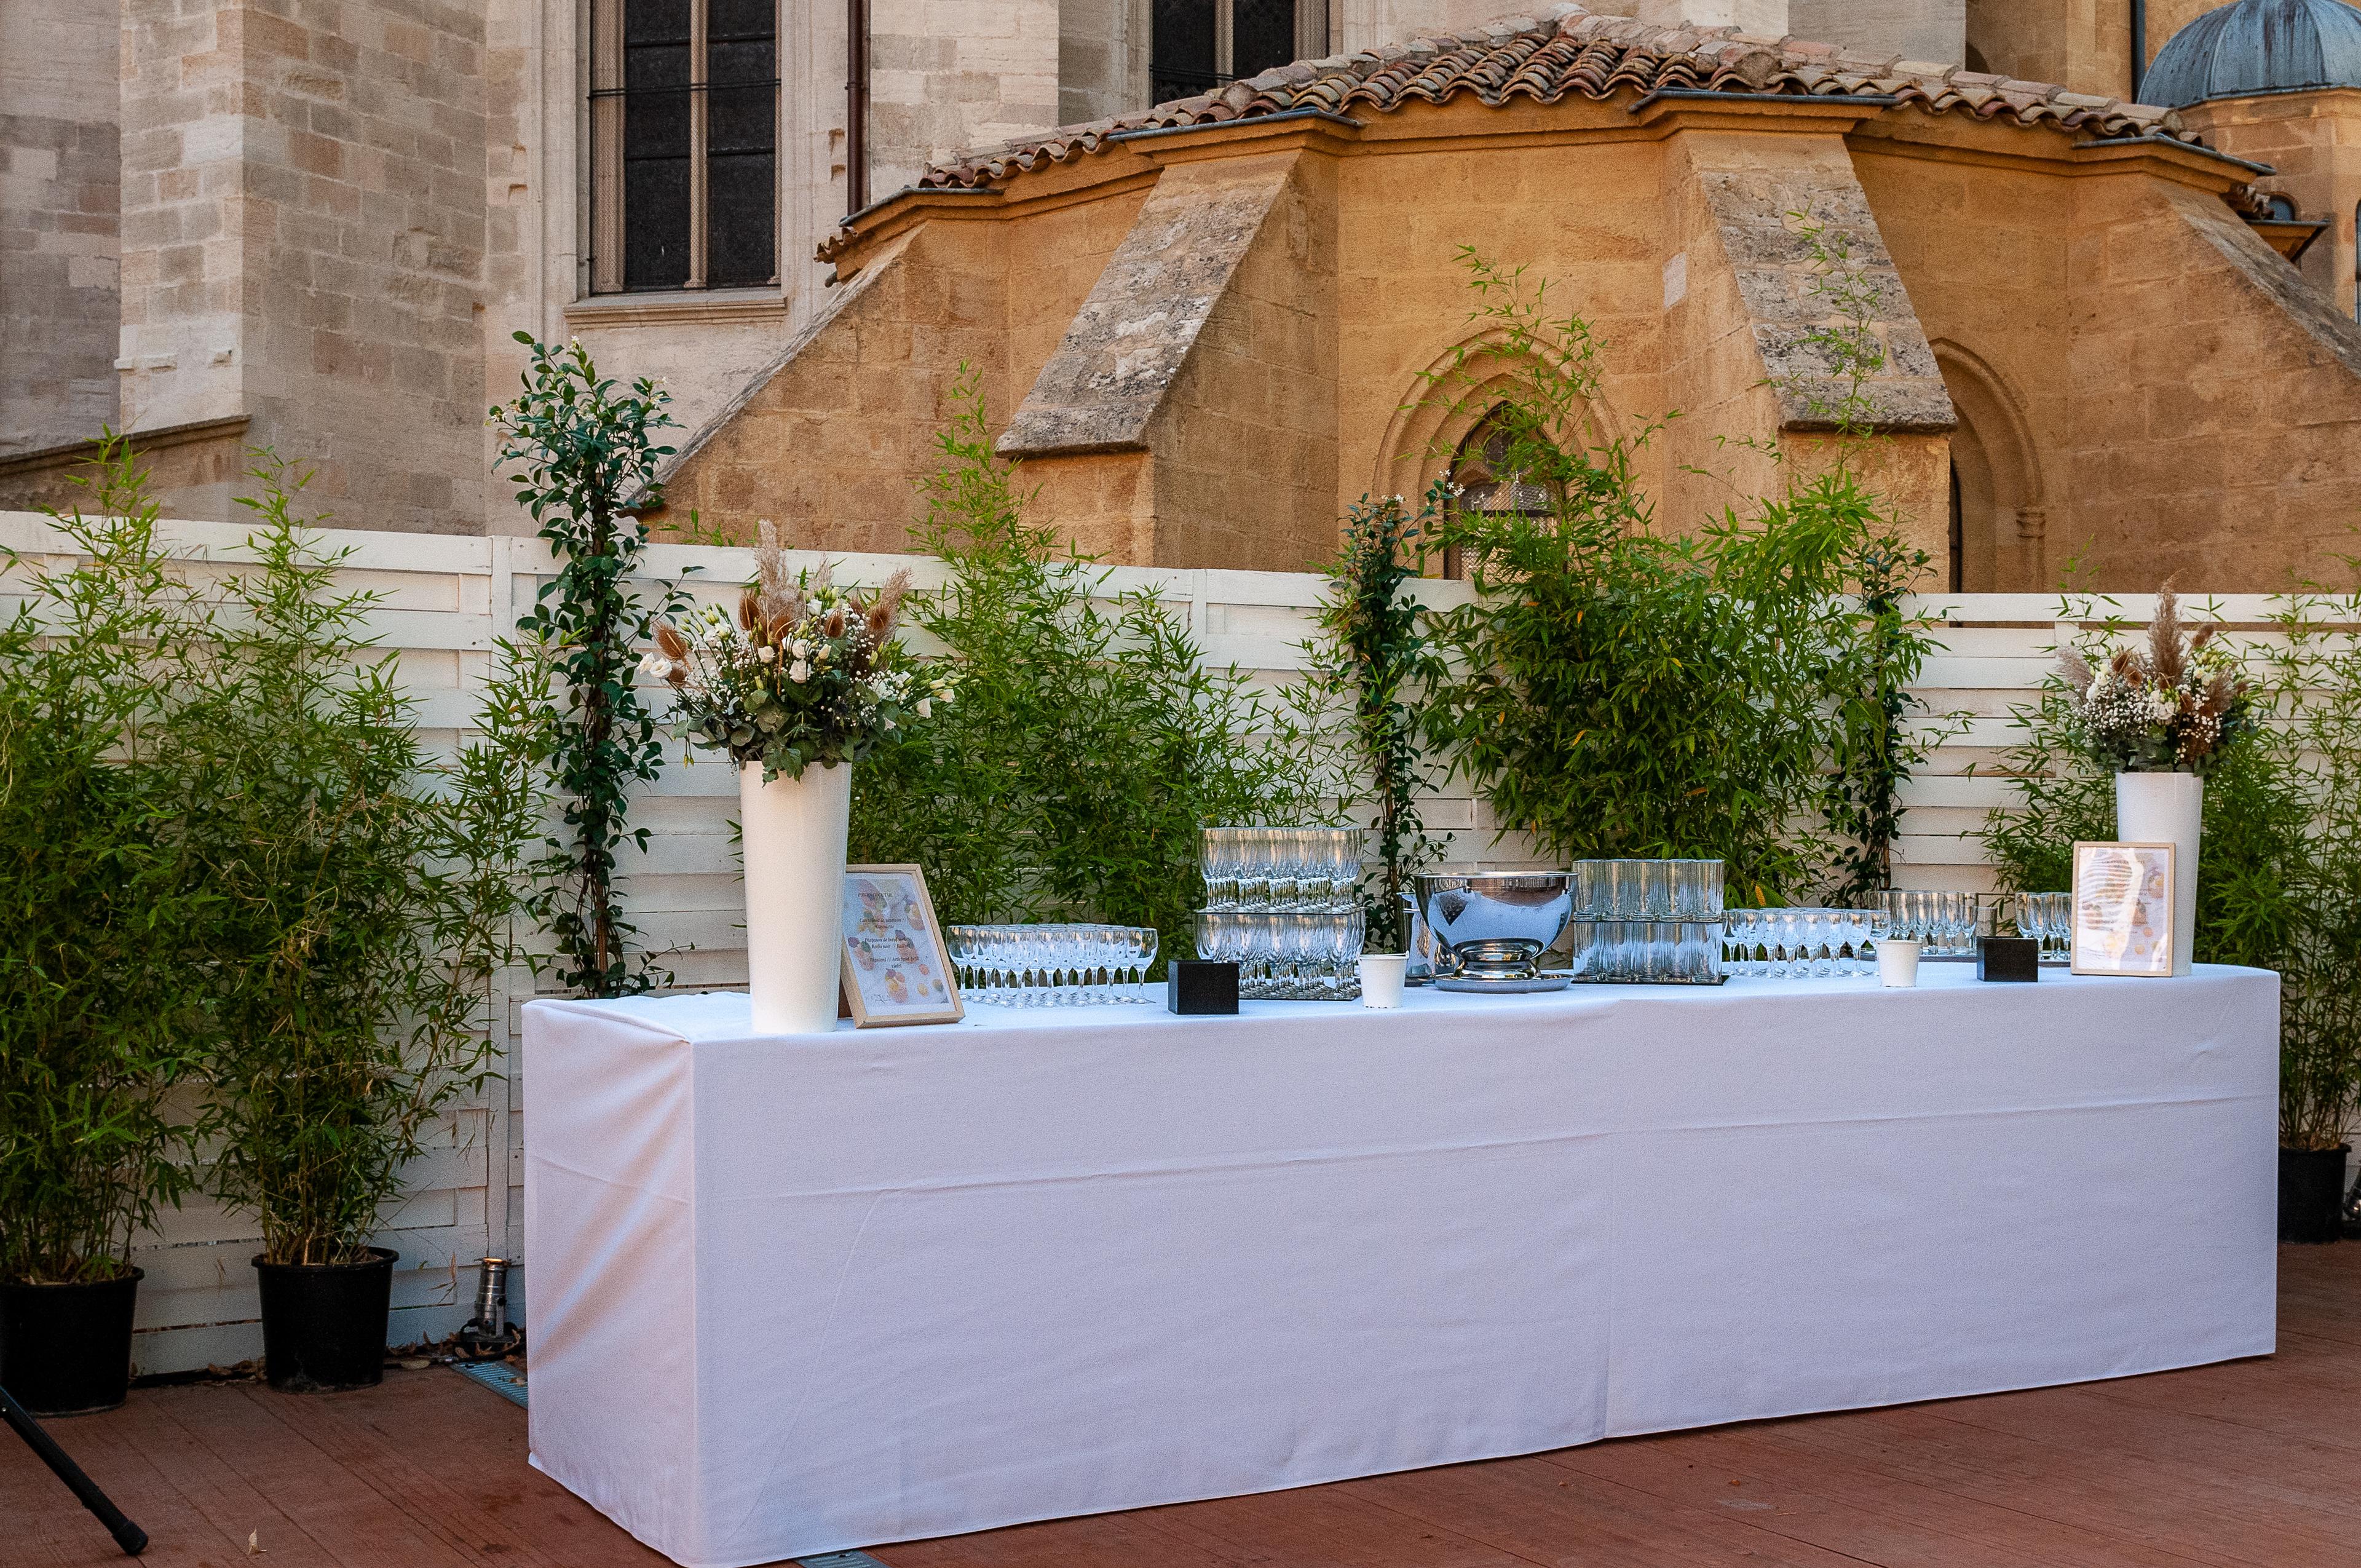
xmin=944 ymin=924 xmax=1161 ymax=1006
xmin=1567 ymin=921 xmax=1726 ymax=984
xmin=1200 ymin=826 xmax=1367 ymax=913
xmin=1724 ymin=890 xmax=2076 ymax=976
xmin=1565 ymin=859 xmax=1726 ymax=922
xmin=1193 ymin=909 xmax=1368 ymax=1000
xmin=1873 ymin=890 xmax=2074 ymax=960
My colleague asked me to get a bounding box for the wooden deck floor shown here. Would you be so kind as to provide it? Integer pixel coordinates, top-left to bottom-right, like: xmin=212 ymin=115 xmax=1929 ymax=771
xmin=8 ymin=1244 xmax=2359 ymax=1568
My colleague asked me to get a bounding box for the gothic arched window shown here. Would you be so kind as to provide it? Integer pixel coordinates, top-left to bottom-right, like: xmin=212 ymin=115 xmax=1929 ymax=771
xmin=1441 ymin=408 xmax=1560 ymax=579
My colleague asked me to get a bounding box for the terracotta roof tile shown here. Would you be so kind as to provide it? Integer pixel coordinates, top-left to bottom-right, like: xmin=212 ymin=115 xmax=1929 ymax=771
xmin=865 ymin=3 xmax=2199 ymax=223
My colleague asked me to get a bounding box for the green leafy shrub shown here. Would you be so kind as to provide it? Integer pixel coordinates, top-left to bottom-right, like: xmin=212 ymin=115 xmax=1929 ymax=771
xmin=493 ymin=333 xmax=685 ymax=996
xmin=850 ymin=367 xmax=1319 ymax=970
xmin=1415 ymin=252 xmax=1936 ymax=905
xmin=175 ymin=459 xmax=550 ymax=1265
xmin=1294 ymin=486 xmax=1450 ymax=950
xmin=1983 ymin=593 xmax=2360 ymax=1150
xmin=0 ymin=441 xmax=211 ymax=1283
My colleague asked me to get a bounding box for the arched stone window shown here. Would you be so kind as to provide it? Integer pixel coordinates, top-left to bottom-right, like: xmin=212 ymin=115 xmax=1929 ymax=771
xmin=1441 ymin=406 xmax=1560 ymax=579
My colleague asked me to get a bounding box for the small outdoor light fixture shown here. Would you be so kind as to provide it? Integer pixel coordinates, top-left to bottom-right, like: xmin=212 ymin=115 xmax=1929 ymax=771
xmin=459 ymin=1257 xmax=522 ymax=1360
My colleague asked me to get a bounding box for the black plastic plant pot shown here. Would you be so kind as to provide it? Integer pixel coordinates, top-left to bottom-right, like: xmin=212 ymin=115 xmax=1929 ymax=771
xmin=253 ymin=1247 xmax=397 ymax=1393
xmin=0 ymin=1267 xmax=143 ymax=1416
xmin=2278 ymin=1146 xmax=2351 ymax=1245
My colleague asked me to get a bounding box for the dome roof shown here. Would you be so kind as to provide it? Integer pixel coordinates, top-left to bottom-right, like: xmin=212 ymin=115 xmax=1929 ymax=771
xmin=2145 ymin=0 xmax=2361 ymax=106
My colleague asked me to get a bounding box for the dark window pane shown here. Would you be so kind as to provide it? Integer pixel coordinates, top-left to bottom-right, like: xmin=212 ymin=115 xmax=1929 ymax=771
xmin=708 ymin=0 xmax=772 ymax=47
xmin=621 ymin=0 xmax=691 ymax=290
xmin=624 ymin=157 xmax=691 ymax=289
xmin=708 ymin=146 xmax=775 ymax=287
xmin=1233 ymin=0 xmax=1297 ymax=79
xmin=710 ymin=77 xmax=773 ymax=154
xmin=1152 ymin=0 xmax=1218 ymax=103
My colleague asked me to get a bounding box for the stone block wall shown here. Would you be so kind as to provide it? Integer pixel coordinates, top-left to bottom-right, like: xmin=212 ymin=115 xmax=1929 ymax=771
xmin=2180 ymin=92 xmax=2361 ymax=315
xmin=1964 ymin=0 xmax=2213 ymax=101
xmin=0 ymin=0 xmax=120 ymax=456
xmin=1789 ymin=0 xmax=1964 ymax=68
xmin=869 ymin=0 xmax=1061 ymax=199
xmin=117 ymin=0 xmax=489 ymax=533
xmin=1147 ymin=151 xmax=1340 ymax=569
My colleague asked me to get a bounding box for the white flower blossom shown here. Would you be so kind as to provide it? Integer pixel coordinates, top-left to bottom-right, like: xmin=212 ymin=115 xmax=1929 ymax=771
xmin=758 ymin=646 xmax=776 ymax=663
xmin=916 ymin=698 xmax=932 ymax=719
xmin=789 ymin=659 xmax=810 ymax=684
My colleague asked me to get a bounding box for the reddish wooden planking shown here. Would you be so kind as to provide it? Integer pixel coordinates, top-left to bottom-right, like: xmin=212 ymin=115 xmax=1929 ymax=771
xmin=3 ymin=1245 xmax=2355 ymax=1568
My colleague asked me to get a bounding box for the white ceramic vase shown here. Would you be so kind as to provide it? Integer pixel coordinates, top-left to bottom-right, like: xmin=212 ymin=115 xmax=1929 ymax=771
xmin=740 ymin=759 xmax=853 ymax=1034
xmin=2115 ymin=770 xmax=2202 ymax=977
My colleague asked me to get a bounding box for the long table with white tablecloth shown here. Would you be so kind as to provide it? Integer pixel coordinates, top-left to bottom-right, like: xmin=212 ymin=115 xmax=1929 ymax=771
xmin=522 ymin=965 xmax=2279 ymax=1567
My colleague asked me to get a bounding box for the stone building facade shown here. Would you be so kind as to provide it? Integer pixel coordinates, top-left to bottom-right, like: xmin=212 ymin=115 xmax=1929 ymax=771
xmin=2 ymin=0 xmax=2359 ymax=590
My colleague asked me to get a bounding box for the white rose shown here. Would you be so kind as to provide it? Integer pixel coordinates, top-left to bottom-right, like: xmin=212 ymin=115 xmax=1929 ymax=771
xmin=759 ymin=646 xmax=776 ymax=663
xmin=789 ymin=660 xmax=810 ymax=684
xmin=915 ymin=698 xmax=932 ymax=719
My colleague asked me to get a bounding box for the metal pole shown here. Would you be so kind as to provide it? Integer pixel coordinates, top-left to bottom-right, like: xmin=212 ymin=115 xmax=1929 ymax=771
xmin=0 ymin=1384 xmax=148 ymax=1556
xmin=2131 ymin=0 xmax=2148 ymax=100
xmin=846 ymin=0 xmax=870 ymax=213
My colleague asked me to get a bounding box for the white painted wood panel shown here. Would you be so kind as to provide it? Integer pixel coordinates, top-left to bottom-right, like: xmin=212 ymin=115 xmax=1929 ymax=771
xmin=0 ymin=511 xmax=2271 ymax=1369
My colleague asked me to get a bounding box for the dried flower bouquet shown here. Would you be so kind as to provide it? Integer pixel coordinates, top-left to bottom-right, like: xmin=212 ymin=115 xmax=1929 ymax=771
xmin=2057 ymin=582 xmax=2253 ymax=775
xmin=645 ymin=521 xmax=955 ymax=780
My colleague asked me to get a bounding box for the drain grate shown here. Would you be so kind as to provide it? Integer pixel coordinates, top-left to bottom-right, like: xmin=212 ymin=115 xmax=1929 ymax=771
xmin=451 ymin=1361 xmax=529 ymax=1409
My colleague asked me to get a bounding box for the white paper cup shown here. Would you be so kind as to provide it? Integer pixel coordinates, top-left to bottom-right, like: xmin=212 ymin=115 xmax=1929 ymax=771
xmin=1878 ymin=939 xmax=1922 ymax=989
xmin=1359 ymin=954 xmax=1407 ymax=1008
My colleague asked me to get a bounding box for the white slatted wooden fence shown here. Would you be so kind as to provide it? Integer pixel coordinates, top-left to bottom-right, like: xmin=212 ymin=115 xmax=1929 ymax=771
xmin=0 ymin=512 xmax=2311 ymax=1371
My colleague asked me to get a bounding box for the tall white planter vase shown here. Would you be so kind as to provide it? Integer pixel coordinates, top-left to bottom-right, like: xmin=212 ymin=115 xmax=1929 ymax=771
xmin=2116 ymin=770 xmax=2202 ymax=977
xmin=740 ymin=760 xmax=853 ymax=1033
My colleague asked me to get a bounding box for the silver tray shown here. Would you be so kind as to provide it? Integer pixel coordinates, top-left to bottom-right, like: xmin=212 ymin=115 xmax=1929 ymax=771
xmin=1434 ymin=973 xmax=1572 ymax=994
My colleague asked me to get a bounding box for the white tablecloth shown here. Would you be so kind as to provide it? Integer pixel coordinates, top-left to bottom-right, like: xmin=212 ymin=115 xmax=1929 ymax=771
xmin=522 ymin=966 xmax=2279 ymax=1567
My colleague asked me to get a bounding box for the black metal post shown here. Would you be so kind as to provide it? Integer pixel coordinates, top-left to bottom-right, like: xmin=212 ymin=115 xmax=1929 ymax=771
xmin=0 ymin=1384 xmax=148 ymax=1556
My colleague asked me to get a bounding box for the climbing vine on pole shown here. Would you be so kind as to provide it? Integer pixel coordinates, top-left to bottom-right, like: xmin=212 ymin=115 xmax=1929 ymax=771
xmin=492 ymin=333 xmax=686 ymax=997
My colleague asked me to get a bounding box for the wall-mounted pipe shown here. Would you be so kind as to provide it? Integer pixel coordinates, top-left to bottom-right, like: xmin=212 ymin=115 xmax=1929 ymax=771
xmin=847 ymin=0 xmax=871 ymax=215
xmin=2132 ymin=0 xmax=2148 ymax=100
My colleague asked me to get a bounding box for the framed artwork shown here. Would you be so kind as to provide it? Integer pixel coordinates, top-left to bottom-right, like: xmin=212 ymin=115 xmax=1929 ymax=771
xmin=839 ymin=864 xmax=964 ymax=1027
xmin=2070 ymin=841 xmax=2176 ymax=978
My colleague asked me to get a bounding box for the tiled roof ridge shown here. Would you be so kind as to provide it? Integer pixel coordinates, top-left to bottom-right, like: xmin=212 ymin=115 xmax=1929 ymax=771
xmin=898 ymin=2 xmax=2192 ymax=199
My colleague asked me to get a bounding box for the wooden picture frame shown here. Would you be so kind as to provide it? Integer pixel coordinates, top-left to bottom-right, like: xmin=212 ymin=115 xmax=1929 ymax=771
xmin=839 ymin=863 xmax=964 ymax=1027
xmin=2070 ymin=841 xmax=2176 ymax=978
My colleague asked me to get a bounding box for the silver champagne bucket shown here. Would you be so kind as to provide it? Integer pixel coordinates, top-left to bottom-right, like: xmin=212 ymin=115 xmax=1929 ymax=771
xmin=1415 ymin=872 xmax=1576 ymax=982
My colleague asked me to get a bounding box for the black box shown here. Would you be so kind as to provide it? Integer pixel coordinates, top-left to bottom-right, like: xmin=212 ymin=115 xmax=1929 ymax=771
xmin=1167 ymin=960 xmax=1240 ymax=1015
xmin=1978 ymin=935 xmax=2039 ymax=983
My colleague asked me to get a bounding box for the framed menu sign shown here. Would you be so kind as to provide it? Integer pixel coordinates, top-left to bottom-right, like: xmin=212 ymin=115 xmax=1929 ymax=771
xmin=839 ymin=863 xmax=964 ymax=1027
xmin=2070 ymin=841 xmax=2176 ymax=978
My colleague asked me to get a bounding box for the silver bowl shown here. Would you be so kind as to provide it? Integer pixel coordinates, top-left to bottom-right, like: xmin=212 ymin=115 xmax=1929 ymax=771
xmin=1416 ymin=873 xmax=1575 ymax=981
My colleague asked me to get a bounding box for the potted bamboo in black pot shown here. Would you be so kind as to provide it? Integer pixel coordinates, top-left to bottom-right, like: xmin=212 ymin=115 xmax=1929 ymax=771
xmin=0 ymin=450 xmax=211 ymax=1414
xmin=183 ymin=465 xmax=545 ymax=1392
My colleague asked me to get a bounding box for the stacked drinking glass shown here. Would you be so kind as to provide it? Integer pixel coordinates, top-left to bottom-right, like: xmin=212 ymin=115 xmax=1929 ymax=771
xmin=1564 ymin=858 xmax=1726 ymax=985
xmin=945 ymin=924 xmax=1161 ymax=1006
xmin=1197 ymin=826 xmax=1367 ymax=1000
xmin=1718 ymin=909 xmax=1888 ymax=978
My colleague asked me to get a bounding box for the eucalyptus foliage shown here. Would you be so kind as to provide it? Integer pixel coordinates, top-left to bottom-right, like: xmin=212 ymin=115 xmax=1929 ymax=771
xmin=850 ymin=366 xmax=1320 ymax=972
xmin=1982 ymin=592 xmax=2361 ymax=1150
xmin=0 ymin=440 xmax=208 ymax=1283
xmin=1296 ymin=486 xmax=1449 ymax=951
xmin=177 ymin=459 xmax=550 ymax=1265
xmin=493 ymin=333 xmax=684 ymax=996
xmin=1415 ymin=251 xmax=1936 ymax=906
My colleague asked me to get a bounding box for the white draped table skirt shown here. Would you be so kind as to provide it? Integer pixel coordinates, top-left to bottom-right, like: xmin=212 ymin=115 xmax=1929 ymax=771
xmin=523 ymin=965 xmax=2279 ymax=1567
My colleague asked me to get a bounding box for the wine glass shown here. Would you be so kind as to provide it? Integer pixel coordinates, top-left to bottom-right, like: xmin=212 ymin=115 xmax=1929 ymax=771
xmin=1131 ymin=925 xmax=1160 ymax=1000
